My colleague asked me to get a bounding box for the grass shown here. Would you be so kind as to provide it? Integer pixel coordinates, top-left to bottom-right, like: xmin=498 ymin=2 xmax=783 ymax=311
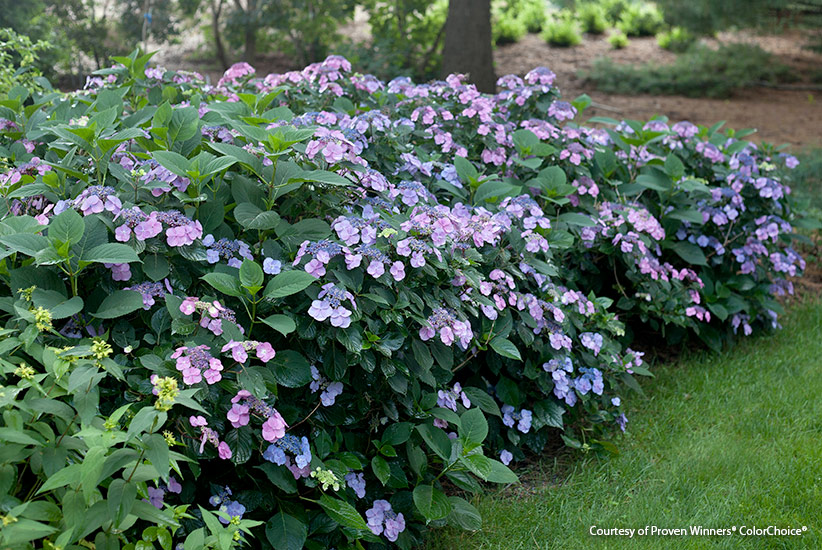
xmin=790 ymin=148 xmax=822 ymax=212
xmin=427 ymin=298 xmax=822 ymax=550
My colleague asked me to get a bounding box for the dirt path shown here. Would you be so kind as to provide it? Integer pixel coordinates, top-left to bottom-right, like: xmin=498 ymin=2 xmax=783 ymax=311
xmin=494 ymin=31 xmax=822 ymax=150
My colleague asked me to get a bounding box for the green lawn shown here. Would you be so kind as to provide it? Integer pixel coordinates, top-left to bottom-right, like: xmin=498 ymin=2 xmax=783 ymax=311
xmin=427 ymin=298 xmax=822 ymax=550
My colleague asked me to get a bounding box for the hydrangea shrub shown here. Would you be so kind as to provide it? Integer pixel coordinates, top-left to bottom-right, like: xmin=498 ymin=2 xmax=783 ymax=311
xmin=0 ymin=50 xmax=807 ymax=549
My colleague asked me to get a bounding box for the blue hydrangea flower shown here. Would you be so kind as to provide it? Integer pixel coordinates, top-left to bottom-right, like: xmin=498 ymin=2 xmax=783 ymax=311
xmin=263 ymin=258 xmax=282 ymax=275
xmin=501 ymin=405 xmax=533 ymax=433
xmin=218 ymin=500 xmax=246 ymax=525
xmin=264 ymin=434 xmax=312 ymax=469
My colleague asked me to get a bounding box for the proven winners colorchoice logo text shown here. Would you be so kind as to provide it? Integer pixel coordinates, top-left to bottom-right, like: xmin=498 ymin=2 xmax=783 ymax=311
xmin=589 ymin=525 xmax=810 ymax=538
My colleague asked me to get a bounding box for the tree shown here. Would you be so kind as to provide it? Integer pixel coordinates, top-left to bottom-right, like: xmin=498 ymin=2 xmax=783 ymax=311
xmin=441 ymin=0 xmax=496 ymax=92
xmin=227 ymin=0 xmax=262 ymax=61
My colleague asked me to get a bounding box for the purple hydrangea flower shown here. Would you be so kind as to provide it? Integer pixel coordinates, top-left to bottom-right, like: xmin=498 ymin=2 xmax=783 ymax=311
xmin=366 ymin=500 xmax=406 ymax=542
xmin=147 ymin=486 xmax=165 ymax=509
xmin=345 ymin=471 xmax=366 ymax=498
xmin=580 ymin=332 xmax=603 ymax=356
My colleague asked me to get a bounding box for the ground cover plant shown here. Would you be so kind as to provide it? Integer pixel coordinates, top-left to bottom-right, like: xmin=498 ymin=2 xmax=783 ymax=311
xmin=427 ymin=298 xmax=822 ymax=549
xmin=583 ymin=42 xmax=796 ymax=98
xmin=0 ymin=49 xmax=809 ymax=550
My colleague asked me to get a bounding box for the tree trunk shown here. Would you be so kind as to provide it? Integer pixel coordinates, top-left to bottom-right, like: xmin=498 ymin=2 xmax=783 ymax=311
xmin=211 ymin=0 xmax=229 ymax=70
xmin=441 ymin=0 xmax=496 ymax=93
xmin=243 ymin=0 xmax=258 ymax=61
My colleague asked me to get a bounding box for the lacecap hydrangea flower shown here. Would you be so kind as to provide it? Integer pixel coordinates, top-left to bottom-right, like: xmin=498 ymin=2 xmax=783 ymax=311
xmin=310 ymin=365 xmax=344 ymax=406
xmin=501 ymin=404 xmax=532 ymax=433
xmin=366 ymin=500 xmax=406 ymax=542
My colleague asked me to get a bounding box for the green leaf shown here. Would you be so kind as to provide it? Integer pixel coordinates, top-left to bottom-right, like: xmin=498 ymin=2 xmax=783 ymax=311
xmin=417 ymin=424 xmax=452 ymax=460
xmin=473 ymin=180 xmax=520 ymax=204
xmin=275 ymin=218 xmax=331 ymax=248
xmin=263 ymin=271 xmax=317 ymax=299
xmin=107 ymin=479 xmax=138 ymax=528
xmin=512 ymin=129 xmax=539 ymax=154
xmin=271 ymin=350 xmax=312 ymax=387
xmin=202 ymin=272 xmax=243 ymax=297
xmin=48 ymin=209 xmax=85 ymax=245
xmin=558 ymin=212 xmax=596 ymax=227
xmin=636 ymin=170 xmax=671 ymax=192
xmin=80 ymin=447 xmax=107 ymax=504
xmin=257 ymin=463 xmax=298 ymax=494
xmin=82 ymin=243 xmax=140 ymax=264
xmin=667 ymin=209 xmax=704 ymax=224
xmin=261 ymin=314 xmax=296 ymax=336
xmin=208 ymin=142 xmax=263 ymax=176
xmin=152 ymin=150 xmax=191 ymax=178
xmin=318 ymin=494 xmax=369 ymax=531
xmin=535 ymin=166 xmax=567 ymax=194
xmin=664 ymin=155 xmax=685 ymax=180
xmin=296 ymin=169 xmax=351 ymax=187
xmin=265 ymin=513 xmax=307 ymax=550
xmin=489 ymin=337 xmax=522 ymax=361
xmin=202 ymin=155 xmax=237 ymax=176
xmin=239 ymin=259 xmax=264 ymax=292
xmin=460 ymin=454 xmax=493 ymax=480
xmin=91 ymin=290 xmax=144 ymax=319
xmin=0 ymin=233 xmax=49 ymax=257
xmin=234 ymin=203 xmax=281 ymax=230
xmin=454 ymin=156 xmax=479 ymax=184
xmin=31 ymin=290 xmax=83 ymax=319
xmin=382 ymin=422 xmax=413 ymax=446
xmin=0 ymin=427 xmax=42 ymax=446
xmin=534 ymin=400 xmax=565 ymax=429
xmin=167 ymin=107 xmax=199 ymax=145
xmin=413 ymin=484 xmax=452 ymax=520
xmin=0 ymin=519 xmax=57 ymax=545
xmin=143 ymin=254 xmax=171 ymax=281
xmin=145 ymin=433 xmax=170 ymax=481
xmin=371 ymin=456 xmax=391 ymax=485
xmin=461 ymin=387 xmax=501 ymax=417
xmin=485 ymin=458 xmax=519 ymax=484
xmin=669 ymin=241 xmax=708 ymax=266
xmin=447 ymin=496 xmax=482 ymax=531
xmin=459 ymin=408 xmax=489 ymax=445
xmin=35 ymin=464 xmax=81 ymax=494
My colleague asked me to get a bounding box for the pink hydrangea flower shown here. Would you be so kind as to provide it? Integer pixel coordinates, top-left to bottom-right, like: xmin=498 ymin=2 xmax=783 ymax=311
xmin=262 ymin=412 xmax=288 ymax=442
xmin=227 ymin=403 xmax=250 ymax=428
xmin=217 ymin=441 xmax=232 ymax=460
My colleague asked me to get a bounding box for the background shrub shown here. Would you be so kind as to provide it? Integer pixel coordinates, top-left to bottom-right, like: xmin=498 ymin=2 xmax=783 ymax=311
xmin=578 ymin=3 xmax=609 ymax=34
xmin=349 ymin=0 xmax=448 ymax=81
xmin=608 ymin=30 xmax=630 ymax=49
xmin=0 ymin=29 xmax=52 ymax=96
xmin=617 ymin=2 xmax=665 ymax=36
xmin=542 ymin=13 xmax=583 ymax=47
xmin=493 ymin=3 xmax=529 ymax=44
xmin=583 ymin=43 xmax=796 ymax=97
xmin=657 ymin=26 xmax=696 ymax=52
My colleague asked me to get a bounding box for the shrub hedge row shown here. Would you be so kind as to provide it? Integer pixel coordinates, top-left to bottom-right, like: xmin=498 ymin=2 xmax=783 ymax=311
xmin=0 ymin=52 xmax=808 ymax=549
